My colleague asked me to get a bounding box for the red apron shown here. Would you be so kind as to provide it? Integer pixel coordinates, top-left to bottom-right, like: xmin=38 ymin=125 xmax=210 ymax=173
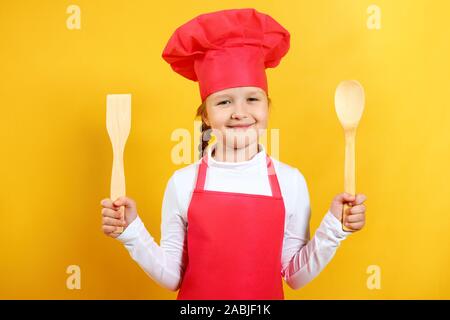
xmin=177 ymin=152 xmax=286 ymax=300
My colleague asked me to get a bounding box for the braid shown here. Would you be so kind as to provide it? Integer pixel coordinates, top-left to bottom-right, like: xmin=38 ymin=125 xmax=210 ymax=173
xmin=199 ymin=121 xmax=211 ymax=158
xmin=196 ymin=101 xmax=211 ymax=159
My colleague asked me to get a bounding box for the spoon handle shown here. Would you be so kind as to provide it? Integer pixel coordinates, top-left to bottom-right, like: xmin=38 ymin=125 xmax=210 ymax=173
xmin=106 ymin=94 xmax=131 ymax=235
xmin=111 ymin=151 xmax=126 ymax=234
xmin=342 ymin=131 xmax=356 ymax=232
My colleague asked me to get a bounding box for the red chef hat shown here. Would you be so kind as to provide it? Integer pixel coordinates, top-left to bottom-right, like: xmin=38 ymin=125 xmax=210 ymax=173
xmin=161 ymin=8 xmax=290 ymax=102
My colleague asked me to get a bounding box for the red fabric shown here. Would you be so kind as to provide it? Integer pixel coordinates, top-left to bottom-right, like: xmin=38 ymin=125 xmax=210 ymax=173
xmin=176 ymin=153 xmax=286 ymax=300
xmin=162 ymin=8 xmax=290 ymax=102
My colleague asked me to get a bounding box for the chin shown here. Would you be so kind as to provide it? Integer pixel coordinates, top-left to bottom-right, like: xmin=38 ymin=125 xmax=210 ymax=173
xmin=225 ymin=137 xmax=258 ymax=150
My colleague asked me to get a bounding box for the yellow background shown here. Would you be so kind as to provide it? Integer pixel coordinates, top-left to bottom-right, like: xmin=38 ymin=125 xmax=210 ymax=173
xmin=1 ymin=0 xmax=449 ymax=299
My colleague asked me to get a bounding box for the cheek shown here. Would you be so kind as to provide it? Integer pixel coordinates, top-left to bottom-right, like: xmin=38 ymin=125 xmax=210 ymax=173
xmin=207 ymin=110 xmax=230 ymax=128
xmin=253 ymin=107 xmax=268 ymax=126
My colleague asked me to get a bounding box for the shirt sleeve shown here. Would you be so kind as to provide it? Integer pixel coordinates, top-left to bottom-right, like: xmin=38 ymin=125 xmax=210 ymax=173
xmin=281 ymin=169 xmax=352 ymax=290
xmin=115 ymin=174 xmax=187 ymax=291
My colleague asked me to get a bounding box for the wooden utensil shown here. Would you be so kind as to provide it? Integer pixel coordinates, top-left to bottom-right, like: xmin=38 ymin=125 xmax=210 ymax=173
xmin=106 ymin=94 xmax=131 ymax=234
xmin=334 ymin=80 xmax=365 ymax=232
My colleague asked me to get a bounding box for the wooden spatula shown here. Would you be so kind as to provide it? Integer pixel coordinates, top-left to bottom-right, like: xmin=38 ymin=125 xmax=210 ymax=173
xmin=106 ymin=94 xmax=131 ymax=234
xmin=334 ymin=80 xmax=365 ymax=232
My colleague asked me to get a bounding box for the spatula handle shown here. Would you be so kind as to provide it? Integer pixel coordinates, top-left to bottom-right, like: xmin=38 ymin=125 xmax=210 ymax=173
xmin=342 ymin=131 xmax=356 ymax=232
xmin=111 ymin=152 xmax=126 ymax=234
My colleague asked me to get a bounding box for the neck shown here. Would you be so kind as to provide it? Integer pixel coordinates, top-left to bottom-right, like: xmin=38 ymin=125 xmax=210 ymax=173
xmin=212 ymin=142 xmax=260 ymax=162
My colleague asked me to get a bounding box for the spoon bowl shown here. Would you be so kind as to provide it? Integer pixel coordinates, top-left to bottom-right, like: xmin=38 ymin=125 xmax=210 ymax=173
xmin=335 ymin=80 xmax=365 ymax=129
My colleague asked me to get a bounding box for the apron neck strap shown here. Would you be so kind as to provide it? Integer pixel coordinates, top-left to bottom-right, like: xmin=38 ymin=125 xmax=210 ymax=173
xmin=194 ymin=152 xmax=282 ymax=198
xmin=266 ymin=155 xmax=282 ymax=198
xmin=195 ymin=153 xmax=209 ymax=191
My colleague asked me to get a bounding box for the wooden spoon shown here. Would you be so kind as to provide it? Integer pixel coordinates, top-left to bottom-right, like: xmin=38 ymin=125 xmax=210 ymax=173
xmin=106 ymin=94 xmax=131 ymax=234
xmin=334 ymin=80 xmax=365 ymax=232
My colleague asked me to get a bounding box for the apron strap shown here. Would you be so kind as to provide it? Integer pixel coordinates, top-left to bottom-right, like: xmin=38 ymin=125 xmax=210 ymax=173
xmin=194 ymin=152 xmax=282 ymax=198
xmin=266 ymin=155 xmax=282 ymax=198
xmin=195 ymin=153 xmax=209 ymax=191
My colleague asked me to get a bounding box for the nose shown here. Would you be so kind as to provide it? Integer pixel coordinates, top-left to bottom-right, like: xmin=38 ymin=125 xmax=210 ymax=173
xmin=231 ymin=101 xmax=248 ymax=120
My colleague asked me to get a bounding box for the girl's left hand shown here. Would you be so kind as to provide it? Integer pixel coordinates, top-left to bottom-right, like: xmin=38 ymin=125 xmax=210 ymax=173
xmin=329 ymin=192 xmax=367 ymax=232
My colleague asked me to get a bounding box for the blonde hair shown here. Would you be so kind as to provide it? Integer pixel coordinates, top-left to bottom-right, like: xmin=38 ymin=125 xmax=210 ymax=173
xmin=196 ymin=96 xmax=272 ymax=159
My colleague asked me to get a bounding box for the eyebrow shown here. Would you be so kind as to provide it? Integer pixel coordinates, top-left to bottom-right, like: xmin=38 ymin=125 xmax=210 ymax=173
xmin=213 ymin=91 xmax=263 ymax=100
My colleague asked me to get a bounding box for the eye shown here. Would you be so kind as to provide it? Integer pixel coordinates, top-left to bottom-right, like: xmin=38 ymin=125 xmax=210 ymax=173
xmin=217 ymin=100 xmax=231 ymax=106
xmin=247 ymin=97 xmax=259 ymax=102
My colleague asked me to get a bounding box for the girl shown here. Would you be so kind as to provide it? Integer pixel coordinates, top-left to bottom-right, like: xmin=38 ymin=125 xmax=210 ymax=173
xmin=100 ymin=8 xmax=367 ymax=300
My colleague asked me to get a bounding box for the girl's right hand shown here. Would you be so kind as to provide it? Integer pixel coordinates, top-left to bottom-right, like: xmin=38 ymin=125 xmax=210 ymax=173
xmin=100 ymin=196 xmax=138 ymax=238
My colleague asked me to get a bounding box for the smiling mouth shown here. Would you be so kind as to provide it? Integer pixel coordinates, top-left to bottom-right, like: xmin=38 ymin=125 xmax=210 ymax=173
xmin=226 ymin=123 xmax=255 ymax=130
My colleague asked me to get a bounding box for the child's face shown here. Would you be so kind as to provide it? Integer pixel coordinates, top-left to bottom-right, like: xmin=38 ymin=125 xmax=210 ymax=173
xmin=204 ymin=86 xmax=268 ymax=150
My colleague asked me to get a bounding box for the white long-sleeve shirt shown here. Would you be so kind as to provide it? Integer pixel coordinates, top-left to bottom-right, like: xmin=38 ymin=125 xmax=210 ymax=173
xmin=117 ymin=143 xmax=352 ymax=292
